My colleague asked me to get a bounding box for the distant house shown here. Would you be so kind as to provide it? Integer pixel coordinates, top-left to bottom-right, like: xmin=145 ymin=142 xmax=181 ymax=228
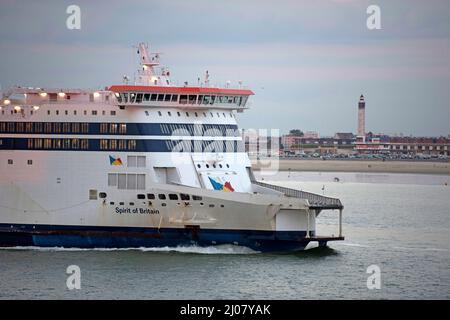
xmin=334 ymin=132 xmax=355 ymax=140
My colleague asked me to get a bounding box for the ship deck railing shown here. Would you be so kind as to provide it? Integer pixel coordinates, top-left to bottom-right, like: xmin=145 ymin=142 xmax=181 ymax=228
xmin=252 ymin=180 xmax=344 ymax=210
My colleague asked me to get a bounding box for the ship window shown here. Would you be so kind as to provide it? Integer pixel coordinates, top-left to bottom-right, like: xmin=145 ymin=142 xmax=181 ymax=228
xmin=197 ymin=164 xmax=201 ymax=168
xmin=158 ymin=111 xmax=162 ymax=116
xmin=217 ymin=112 xmax=220 ymax=117
xmin=186 ymin=112 xmax=189 ymax=117
xmin=203 ymin=95 xmax=210 ymax=104
xmin=118 ymin=174 xmax=127 ymax=189
xmin=135 ymin=93 xmax=143 ymax=103
xmin=150 ymin=94 xmax=157 ymax=101
xmin=99 ymin=192 xmax=107 ymax=199
xmin=218 ymin=96 xmax=223 ymax=103
xmin=203 ymin=112 xmax=207 ymax=117
xmin=198 ymin=95 xmax=203 ymax=104
xmin=110 ymin=202 xmax=115 ymax=205
xmin=143 ymin=93 xmax=150 ymax=101
xmin=193 ymin=195 xmax=202 ymax=201
xmin=168 ymin=111 xmax=171 ymax=116
xmin=74 ymin=110 xmax=77 ymax=115
xmin=65 ymin=110 xmax=68 ymax=115
xmin=129 ymin=93 xmax=136 ymax=103
xmin=147 ymin=194 xmax=155 ymax=199
xmin=226 ymin=164 xmax=230 ymax=168
xmin=210 ymin=112 xmax=213 ymax=117
xmin=92 ymin=110 xmax=97 ymax=115
xmin=206 ymin=164 xmax=210 ymax=168
xmin=180 ymin=194 xmax=190 ymax=201
xmin=179 ymin=95 xmax=188 ymax=104
xmin=209 ymin=204 xmax=215 ymax=208
xmin=158 ymin=194 xmax=166 ymax=200
xmin=129 ymin=202 xmax=135 ymax=206
xmin=194 ymin=112 xmax=198 ymax=117
xmin=177 ymin=112 xmax=180 ymax=116
xmin=119 ymin=202 xmax=124 ymax=205
xmin=223 ymin=113 xmax=226 ymax=117
xmin=102 ymin=110 xmax=106 ymax=116
xmin=210 ymin=96 xmax=216 ymax=104
xmin=137 ymin=194 xmax=146 ymax=200
xmin=145 ymin=111 xmax=149 ymax=116
xmin=8 ymin=159 xmax=13 ymax=165
xmin=56 ymin=110 xmax=59 ymax=115
xmin=157 ymin=94 xmax=164 ymax=101
xmin=89 ymin=190 xmax=98 ymax=200
xmin=161 ymin=203 xmax=167 ymax=207
xmin=137 ymin=174 xmax=145 ymax=189
xmin=171 ymin=95 xmax=178 ymax=102
xmin=189 ymin=95 xmax=196 ymax=104
xmin=168 ymin=194 xmax=178 ymax=200
xmin=219 ymin=164 xmax=223 ymax=168
xmin=126 ymin=174 xmax=137 ymax=189
xmin=108 ymin=173 xmax=118 ymax=186
xmin=220 ymin=204 xmax=224 ymax=208
xmin=164 ymin=94 xmax=171 ymax=102
xmin=84 ymin=110 xmax=87 ymax=115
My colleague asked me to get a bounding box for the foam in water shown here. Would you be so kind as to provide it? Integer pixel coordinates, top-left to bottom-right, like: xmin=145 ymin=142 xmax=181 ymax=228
xmin=0 ymin=244 xmax=260 ymax=255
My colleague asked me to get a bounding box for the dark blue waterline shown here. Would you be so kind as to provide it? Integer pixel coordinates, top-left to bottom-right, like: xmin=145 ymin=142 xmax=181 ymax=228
xmin=0 ymin=223 xmax=315 ymax=252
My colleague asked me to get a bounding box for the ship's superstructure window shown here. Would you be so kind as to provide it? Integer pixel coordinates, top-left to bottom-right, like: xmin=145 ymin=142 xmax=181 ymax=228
xmin=180 ymin=194 xmax=190 ymax=201
xmin=127 ymin=155 xmax=146 ymax=167
xmin=169 ymin=194 xmax=178 ymax=200
xmin=137 ymin=194 xmax=146 ymax=200
xmin=192 ymin=195 xmax=202 ymax=201
xmin=158 ymin=111 xmax=162 ymax=116
xmin=147 ymin=194 xmax=155 ymax=200
xmin=99 ymin=192 xmax=107 ymax=198
xmin=158 ymin=194 xmax=166 ymax=200
xmin=111 ymin=110 xmax=116 ymax=116
xmin=8 ymin=159 xmax=13 ymax=165
xmin=112 ymin=173 xmax=145 ymax=190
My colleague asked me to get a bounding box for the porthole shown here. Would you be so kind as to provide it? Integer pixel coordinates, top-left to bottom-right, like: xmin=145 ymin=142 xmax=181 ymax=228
xmin=197 ymin=164 xmax=201 ymax=168
xmin=129 ymin=202 xmax=135 ymax=206
xmin=161 ymin=203 xmax=167 ymax=207
xmin=99 ymin=192 xmax=107 ymax=198
xmin=206 ymin=164 xmax=210 ymax=168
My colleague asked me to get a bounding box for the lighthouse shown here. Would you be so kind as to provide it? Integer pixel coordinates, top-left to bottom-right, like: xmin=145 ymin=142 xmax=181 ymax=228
xmin=357 ymin=94 xmax=365 ymax=137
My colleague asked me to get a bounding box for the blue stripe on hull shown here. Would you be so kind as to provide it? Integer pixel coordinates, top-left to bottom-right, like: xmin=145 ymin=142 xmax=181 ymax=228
xmin=0 ymin=223 xmax=313 ymax=253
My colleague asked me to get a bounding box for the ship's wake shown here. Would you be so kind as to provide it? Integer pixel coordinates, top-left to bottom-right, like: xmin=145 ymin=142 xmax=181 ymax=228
xmin=0 ymin=244 xmax=260 ymax=255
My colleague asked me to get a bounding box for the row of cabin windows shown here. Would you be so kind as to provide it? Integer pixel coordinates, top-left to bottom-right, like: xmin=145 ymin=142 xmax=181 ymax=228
xmin=44 ymin=110 xmax=116 ymax=116
xmin=0 ymin=109 xmax=115 ymax=116
xmin=26 ymin=138 xmax=90 ymax=150
xmin=143 ymin=193 xmax=202 ymax=201
xmin=0 ymin=122 xmax=125 ymax=134
xmin=116 ymin=93 xmax=246 ymax=107
xmin=159 ymin=123 xmax=238 ymax=137
xmin=154 ymin=110 xmax=234 ymax=119
xmin=197 ymin=163 xmax=230 ymax=169
xmin=99 ymin=139 xmax=137 ymax=150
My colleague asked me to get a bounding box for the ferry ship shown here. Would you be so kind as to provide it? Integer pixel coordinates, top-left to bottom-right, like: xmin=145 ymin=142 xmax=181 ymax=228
xmin=0 ymin=43 xmax=344 ymax=252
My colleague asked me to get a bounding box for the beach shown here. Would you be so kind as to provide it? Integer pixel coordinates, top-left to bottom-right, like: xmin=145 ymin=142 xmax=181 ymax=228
xmin=253 ymin=159 xmax=450 ymax=175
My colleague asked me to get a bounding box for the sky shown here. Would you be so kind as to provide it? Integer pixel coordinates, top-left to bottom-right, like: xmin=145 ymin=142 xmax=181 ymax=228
xmin=0 ymin=0 xmax=449 ymax=137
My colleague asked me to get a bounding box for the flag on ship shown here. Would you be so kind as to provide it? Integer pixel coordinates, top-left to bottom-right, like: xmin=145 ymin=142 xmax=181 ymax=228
xmin=109 ymin=156 xmax=123 ymax=166
xmin=208 ymin=177 xmax=234 ymax=192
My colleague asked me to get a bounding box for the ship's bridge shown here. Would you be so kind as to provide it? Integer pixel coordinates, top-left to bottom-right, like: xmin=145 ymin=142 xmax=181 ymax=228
xmin=109 ymin=85 xmax=254 ymax=112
